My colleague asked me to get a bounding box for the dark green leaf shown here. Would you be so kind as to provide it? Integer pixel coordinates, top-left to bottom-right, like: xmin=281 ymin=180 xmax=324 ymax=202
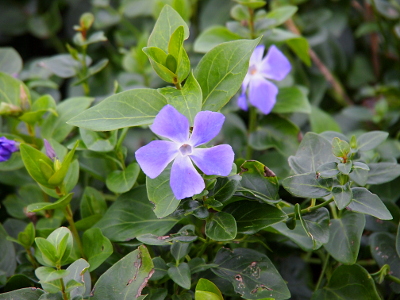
xmin=106 ymin=162 xmax=140 ymax=194
xmin=168 ymin=263 xmax=191 ymax=290
xmin=283 ymin=173 xmax=332 ymax=198
xmin=212 ymin=248 xmax=290 ymax=299
xmin=80 ymin=187 xmax=107 ymax=219
xmin=317 ymin=162 xmax=339 ymax=178
xmin=337 ymin=161 xmax=352 ymax=175
xmin=357 ymin=131 xmax=388 ymax=151
xmin=272 ymin=86 xmax=311 ymax=114
xmin=224 ymin=201 xmax=286 ymax=234
xmin=83 ymin=228 xmax=113 ymax=272
xmin=349 ymin=162 xmax=370 ymax=186
xmin=26 ymin=193 xmax=73 ymax=213
xmin=312 ymin=264 xmax=380 ymax=300
xmin=271 ymin=221 xmax=320 ymax=251
xmin=0 ymin=224 xmax=16 ymax=276
xmin=205 ymin=212 xmax=237 ymax=241
xmin=193 ymin=26 xmax=241 ymax=53
xmin=348 ymin=187 xmax=392 ymax=220
xmin=0 ymin=288 xmax=44 ymax=300
xmin=195 ymin=38 xmax=260 ymax=111
xmin=324 ymin=211 xmax=365 ymax=264
xmin=150 ymin=257 xmax=168 ymax=281
xmin=91 ymin=245 xmax=154 ymax=299
xmin=171 ymin=241 xmax=190 ymax=261
xmin=366 ymin=162 xmax=400 ymax=185
xmin=95 ymin=186 xmax=178 ymax=242
xmin=67 ymin=89 xmax=167 ymax=131
xmin=299 ymin=207 xmax=330 ymax=245
xmin=63 ymin=259 xmax=91 ymax=299
xmin=332 ymin=184 xmax=352 ymax=210
xmin=211 ymin=175 xmax=241 ymax=204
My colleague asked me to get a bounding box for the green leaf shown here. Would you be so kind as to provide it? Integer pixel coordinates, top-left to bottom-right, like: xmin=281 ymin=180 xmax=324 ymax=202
xmin=212 ymin=248 xmax=290 ymax=299
xmin=272 ymin=86 xmax=311 ymax=114
xmin=224 ymin=201 xmax=286 ymax=234
xmin=47 ymin=227 xmax=74 ymax=266
xmin=0 ymin=47 xmax=23 ymax=75
xmin=0 ymin=224 xmax=16 ymax=276
xmin=332 ymin=137 xmax=350 ymax=158
xmin=195 ymin=38 xmax=260 ymax=111
xmin=366 ymin=162 xmax=400 ymax=185
xmin=148 ymin=5 xmax=189 ymax=52
xmin=0 ymin=288 xmax=44 ymax=300
xmin=309 ymin=106 xmax=341 ymax=133
xmin=168 ymin=263 xmax=191 ymax=290
xmin=317 ymin=162 xmax=339 ymax=178
xmin=283 ymin=173 xmax=332 ymax=198
xmin=20 ymin=143 xmax=54 ymax=187
xmin=239 ymin=160 xmax=279 ymax=201
xmin=370 ymin=232 xmax=400 ymax=293
xmin=95 ymin=186 xmax=179 ymax=242
xmin=63 ymin=259 xmax=91 ymax=299
xmin=349 ymin=162 xmax=370 ymax=186
xmin=35 ymin=238 xmax=58 ymax=267
xmin=324 ymin=211 xmax=365 ymax=264
xmin=91 ymin=245 xmax=154 ymax=299
xmin=83 ymin=228 xmax=113 ymax=272
xmin=332 ymin=184 xmax=352 ymax=210
xmin=40 ymin=54 xmax=90 ymax=78
xmin=298 ymin=207 xmax=330 ymax=245
xmin=42 ymin=97 xmax=94 ymax=142
xmin=337 ymin=161 xmax=352 ymax=175
xmin=288 ymin=132 xmax=337 ymax=174
xmin=210 ymin=175 xmax=241 ymax=203
xmin=79 ymin=128 xmax=117 ymax=152
xmin=26 ymin=193 xmax=73 ymax=212
xmin=205 ymin=212 xmax=237 ymax=241
xmin=80 ymin=186 xmax=107 ymax=219
xmin=151 ymin=257 xmax=168 ymax=281
xmin=146 ymin=166 xmax=181 ymax=219
xmin=106 ymin=162 xmax=140 ymax=194
xmin=18 ymin=222 xmax=36 ymax=248
xmin=195 ymin=278 xmax=223 ymax=300
xmin=19 ymin=94 xmax=57 ymax=124
xmin=312 ymin=264 xmax=381 ymax=300
xmin=0 ymin=71 xmax=30 ymax=108
xmin=234 ymin=0 xmax=266 ymax=9
xmin=357 ymin=131 xmax=388 ymax=151
xmin=158 ymin=72 xmax=202 ymax=125
xmin=193 ymin=26 xmax=242 ymax=53
xmin=143 ymin=47 xmax=176 ymax=83
xmin=348 ymin=187 xmax=392 ymax=220
xmin=67 ymin=89 xmax=167 ymax=131
xmin=266 ymin=6 xmax=298 ymax=27
xmin=171 ymin=241 xmax=190 ymax=261
xmin=35 ymin=267 xmax=69 ymax=283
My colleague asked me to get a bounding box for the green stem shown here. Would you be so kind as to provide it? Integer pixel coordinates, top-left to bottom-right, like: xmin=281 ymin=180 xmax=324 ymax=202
xmin=26 ymin=247 xmax=39 ymax=268
xmin=174 ymin=80 xmax=182 ymax=90
xmin=247 ymin=7 xmax=255 ymax=39
xmin=245 ymin=106 xmax=258 ymax=159
xmin=287 ymin=199 xmax=334 ymax=219
xmin=315 ymin=253 xmax=330 ymax=291
xmin=59 ymin=277 xmax=68 ymax=300
xmin=197 ymin=238 xmax=211 ymax=258
xmin=329 ymin=202 xmax=339 ymax=219
xmin=64 ymin=205 xmax=85 ymax=259
xmin=387 ymin=275 xmax=400 ymax=285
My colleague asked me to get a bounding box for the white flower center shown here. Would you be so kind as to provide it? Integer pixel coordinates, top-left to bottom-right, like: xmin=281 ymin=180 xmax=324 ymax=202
xmin=249 ymin=64 xmax=258 ymax=75
xmin=179 ymin=144 xmax=193 ymax=156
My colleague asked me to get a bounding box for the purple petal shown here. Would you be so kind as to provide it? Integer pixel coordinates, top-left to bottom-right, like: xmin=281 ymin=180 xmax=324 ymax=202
xmin=0 ymin=149 xmax=12 ymax=162
xmin=135 ymin=140 xmax=178 ymax=178
xmin=170 ymin=155 xmax=205 ymax=199
xmin=237 ymin=92 xmax=248 ymax=111
xmin=248 ymin=76 xmax=278 ymax=115
xmin=190 ymin=145 xmax=234 ymax=176
xmin=44 ymin=139 xmax=57 ymax=160
xmin=150 ymin=105 xmax=189 ymax=143
xmin=189 ymin=111 xmax=225 ymax=147
xmin=0 ymin=137 xmax=17 ymax=153
xmin=250 ymin=45 xmax=265 ymax=66
xmin=259 ymin=45 xmax=291 ymax=81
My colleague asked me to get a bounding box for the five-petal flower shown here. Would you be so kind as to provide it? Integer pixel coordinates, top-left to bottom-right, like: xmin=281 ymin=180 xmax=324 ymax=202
xmin=135 ymin=105 xmax=234 ymax=200
xmin=238 ymin=44 xmax=291 ymax=114
xmin=0 ymin=137 xmax=18 ymax=162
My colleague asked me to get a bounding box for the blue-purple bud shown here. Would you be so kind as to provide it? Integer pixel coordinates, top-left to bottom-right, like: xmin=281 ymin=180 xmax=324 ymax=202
xmin=0 ymin=137 xmax=18 ymax=162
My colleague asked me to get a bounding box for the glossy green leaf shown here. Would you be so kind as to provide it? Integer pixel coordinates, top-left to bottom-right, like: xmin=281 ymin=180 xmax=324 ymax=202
xmin=266 ymin=5 xmax=298 ymax=26
xmin=195 ymin=278 xmax=223 ymax=300
xmin=212 ymin=248 xmax=290 ymax=299
xmin=324 ymin=211 xmax=365 ymax=264
xmin=148 ymin=5 xmax=189 ymax=52
xmin=67 ymin=89 xmax=167 ymax=131
xmin=312 ymin=264 xmax=380 ymax=300
xmin=0 ymin=224 xmax=16 ymax=277
xmin=349 ymin=162 xmax=370 ymax=186
xmin=298 ymin=207 xmax=330 ymax=245
xmin=0 ymin=288 xmax=44 ymax=299
xmin=158 ymin=72 xmax=202 ymax=125
xmin=26 ymin=193 xmax=73 ymax=213
xmin=150 ymin=257 xmax=168 ymax=281
xmin=171 ymin=241 xmax=190 ymax=261
xmin=143 ymin=46 xmax=176 ymax=83
xmin=95 ymin=186 xmax=178 ymax=242
xmin=79 ymin=128 xmax=117 ymax=152
xmin=357 ymin=131 xmax=388 ymax=151
xmin=146 ymin=166 xmax=181 ymax=219
xmin=337 ymin=161 xmax=352 ymax=175
xmin=348 ymin=187 xmax=392 ymax=220
xmin=195 ymin=38 xmax=260 ymax=111
xmin=332 ymin=184 xmax=352 ymax=210
xmin=83 ymin=228 xmax=113 ymax=272
xmin=211 ymin=175 xmax=241 ymax=203
xmin=18 ymin=222 xmax=35 ymax=248
xmin=288 ymin=132 xmax=337 ymax=174
xmin=283 ymin=173 xmax=332 ymax=198
xmin=272 ymin=86 xmax=311 ymax=114
xmin=168 ymin=263 xmax=191 ymax=290
xmin=317 ymin=162 xmax=339 ymax=178
xmin=35 ymin=267 xmax=69 ymax=283
xmin=80 ymin=186 xmax=107 ymax=219
xmin=63 ymin=259 xmax=91 ymax=299
xmin=19 ymin=94 xmax=57 ymax=124
xmin=42 ymin=97 xmax=93 ymax=142
xmin=224 ymin=201 xmax=286 ymax=234
xmin=205 ymin=212 xmax=237 ymax=241
xmin=35 ymin=238 xmax=58 ymax=267
xmin=0 ymin=47 xmax=22 ymax=75
xmin=332 ymin=137 xmax=350 ymax=158
xmin=91 ymin=245 xmax=154 ymax=299
xmin=366 ymin=162 xmax=400 ymax=185
xmin=47 ymin=227 xmax=74 ymax=266
xmin=106 ymin=162 xmax=140 ymax=194
xmin=193 ymin=26 xmax=242 ymax=53
xmin=370 ymin=232 xmax=400 ymax=293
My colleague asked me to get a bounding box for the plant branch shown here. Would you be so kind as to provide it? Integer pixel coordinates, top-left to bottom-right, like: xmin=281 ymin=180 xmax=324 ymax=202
xmin=286 ymin=199 xmax=334 ymax=219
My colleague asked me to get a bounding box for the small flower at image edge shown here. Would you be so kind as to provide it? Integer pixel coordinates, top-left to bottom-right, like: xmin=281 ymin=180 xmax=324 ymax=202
xmin=238 ymin=44 xmax=291 ymax=114
xmin=0 ymin=137 xmax=18 ymax=162
xmin=135 ymin=105 xmax=234 ymax=200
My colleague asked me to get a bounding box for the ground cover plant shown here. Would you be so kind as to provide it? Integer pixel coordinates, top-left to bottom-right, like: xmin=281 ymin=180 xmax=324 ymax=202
xmin=0 ymin=0 xmax=400 ymax=299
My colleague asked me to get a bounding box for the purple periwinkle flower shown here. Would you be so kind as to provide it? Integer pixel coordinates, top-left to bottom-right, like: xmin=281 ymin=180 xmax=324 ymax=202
xmin=0 ymin=137 xmax=18 ymax=162
xmin=44 ymin=139 xmax=57 ymax=160
xmin=135 ymin=105 xmax=234 ymax=200
xmin=238 ymin=45 xmax=291 ymax=114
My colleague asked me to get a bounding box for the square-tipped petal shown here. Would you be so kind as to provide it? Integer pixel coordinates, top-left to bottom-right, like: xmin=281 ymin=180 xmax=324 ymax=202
xmin=170 ymin=155 xmax=205 ymax=199
xmin=248 ymin=76 xmax=278 ymax=115
xmin=190 ymin=111 xmax=225 ymax=147
xmin=190 ymin=145 xmax=234 ymax=176
xmin=150 ymin=105 xmax=189 ymax=143
xmin=259 ymin=45 xmax=291 ymax=81
xmin=135 ymin=140 xmax=178 ymax=178
xmin=250 ymin=45 xmax=265 ymax=66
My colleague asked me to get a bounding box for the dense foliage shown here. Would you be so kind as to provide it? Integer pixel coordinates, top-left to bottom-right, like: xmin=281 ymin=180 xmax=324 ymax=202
xmin=0 ymin=0 xmax=400 ymax=299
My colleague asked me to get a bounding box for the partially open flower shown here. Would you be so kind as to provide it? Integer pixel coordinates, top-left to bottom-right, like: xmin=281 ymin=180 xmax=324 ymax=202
xmin=0 ymin=137 xmax=18 ymax=162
